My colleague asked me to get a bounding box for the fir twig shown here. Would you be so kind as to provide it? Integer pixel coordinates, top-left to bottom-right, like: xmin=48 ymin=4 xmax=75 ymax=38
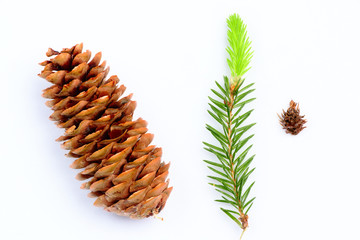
xmin=204 ymin=13 xmax=255 ymax=237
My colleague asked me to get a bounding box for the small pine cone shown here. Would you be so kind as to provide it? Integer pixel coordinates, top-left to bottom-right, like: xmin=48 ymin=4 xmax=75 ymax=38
xmin=39 ymin=43 xmax=172 ymax=219
xmin=278 ymin=100 xmax=307 ymax=135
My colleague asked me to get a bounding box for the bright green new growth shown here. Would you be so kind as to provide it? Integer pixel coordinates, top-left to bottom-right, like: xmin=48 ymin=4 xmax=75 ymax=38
xmin=204 ymin=14 xmax=255 ymax=238
xmin=226 ymin=14 xmax=253 ymax=81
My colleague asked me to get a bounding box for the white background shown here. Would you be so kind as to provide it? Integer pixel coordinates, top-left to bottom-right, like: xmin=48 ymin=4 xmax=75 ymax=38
xmin=1 ymin=0 xmax=360 ymax=239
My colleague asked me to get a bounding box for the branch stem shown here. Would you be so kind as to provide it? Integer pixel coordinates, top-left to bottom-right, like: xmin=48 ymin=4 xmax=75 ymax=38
xmin=239 ymin=228 xmax=246 ymax=240
xmin=227 ymin=83 xmax=248 ymax=229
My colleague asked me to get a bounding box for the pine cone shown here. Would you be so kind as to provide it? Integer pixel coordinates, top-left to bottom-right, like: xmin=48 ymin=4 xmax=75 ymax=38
xmin=39 ymin=43 xmax=172 ymax=219
xmin=278 ymin=100 xmax=307 ymax=135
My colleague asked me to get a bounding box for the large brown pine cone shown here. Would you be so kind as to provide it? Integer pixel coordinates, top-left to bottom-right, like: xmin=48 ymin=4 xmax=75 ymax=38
xmin=39 ymin=43 xmax=172 ymax=219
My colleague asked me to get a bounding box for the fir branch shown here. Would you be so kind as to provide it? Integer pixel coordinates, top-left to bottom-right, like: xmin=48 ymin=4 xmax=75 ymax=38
xmin=204 ymin=14 xmax=255 ymax=239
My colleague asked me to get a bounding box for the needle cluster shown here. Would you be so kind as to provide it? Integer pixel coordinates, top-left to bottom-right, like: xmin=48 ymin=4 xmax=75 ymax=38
xmin=226 ymin=14 xmax=253 ymax=80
